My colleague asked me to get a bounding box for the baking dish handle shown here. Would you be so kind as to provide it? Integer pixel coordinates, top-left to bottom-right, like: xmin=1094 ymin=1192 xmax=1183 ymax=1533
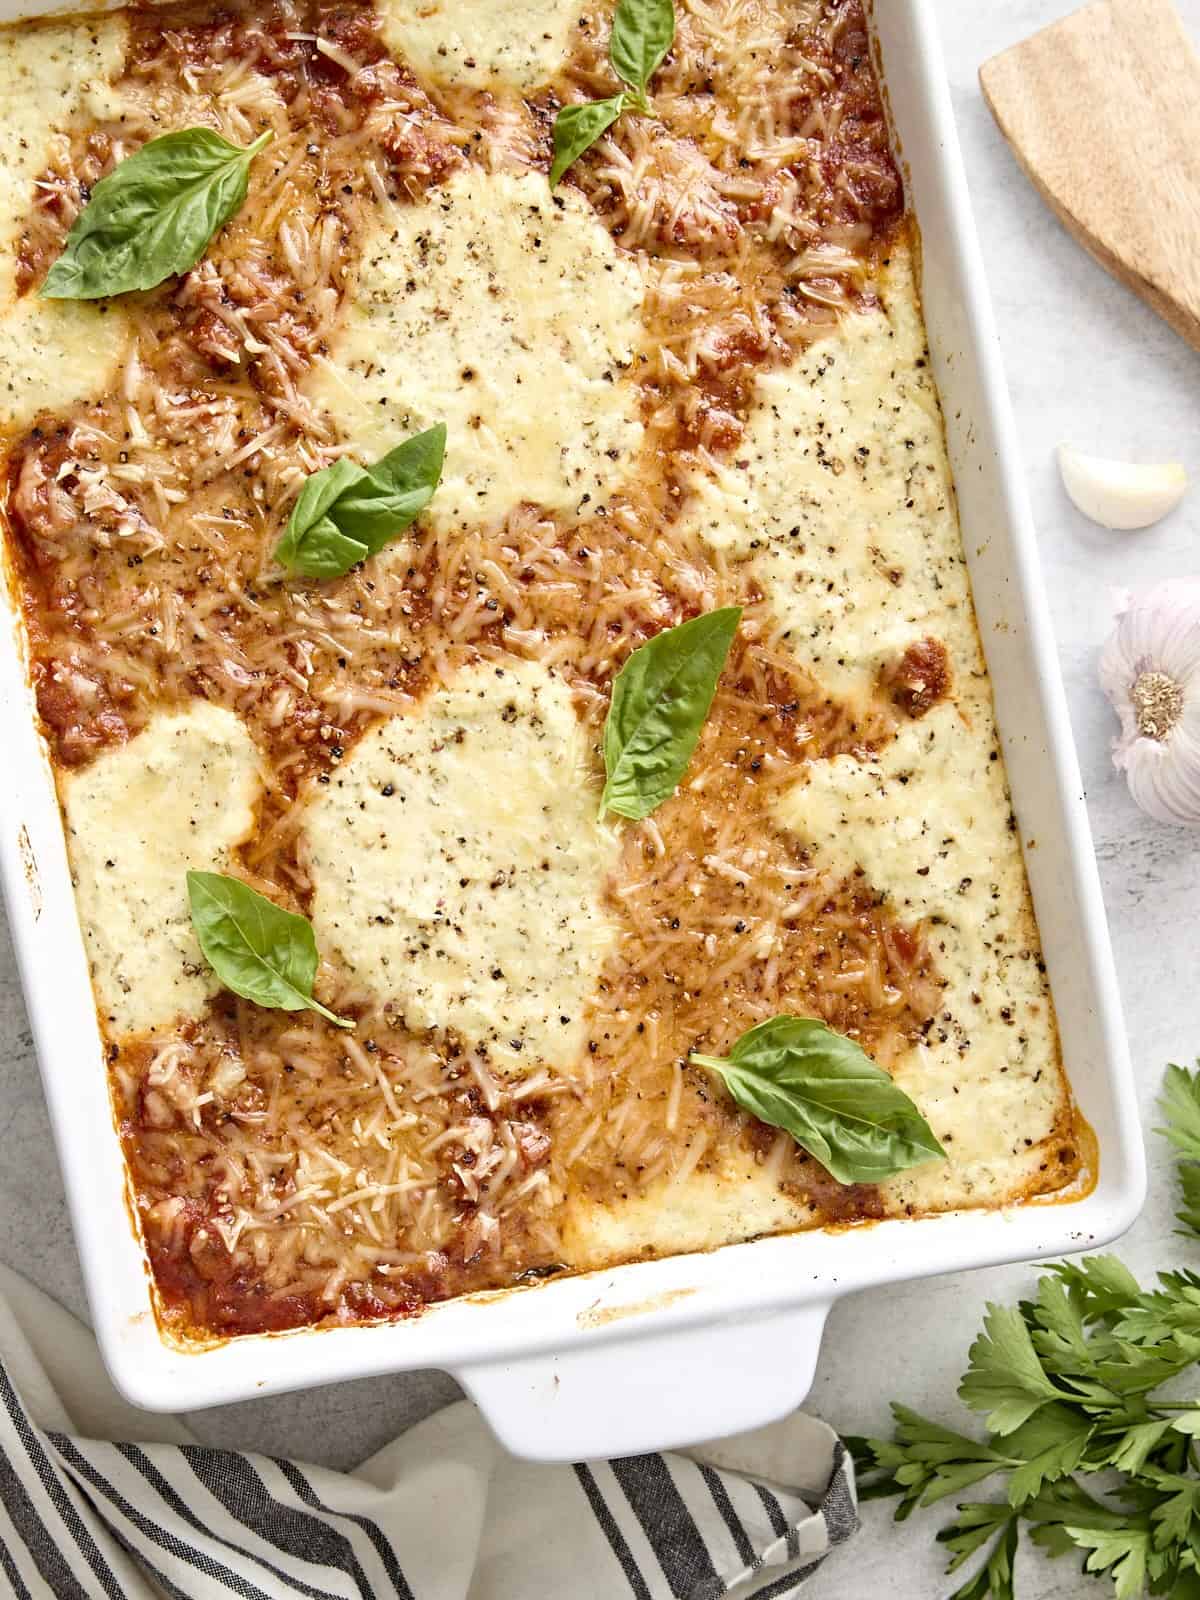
xmin=455 ymin=1302 xmax=832 ymax=1462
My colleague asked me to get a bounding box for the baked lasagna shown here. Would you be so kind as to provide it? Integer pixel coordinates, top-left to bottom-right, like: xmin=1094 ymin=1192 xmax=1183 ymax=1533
xmin=0 ymin=0 xmax=1084 ymax=1342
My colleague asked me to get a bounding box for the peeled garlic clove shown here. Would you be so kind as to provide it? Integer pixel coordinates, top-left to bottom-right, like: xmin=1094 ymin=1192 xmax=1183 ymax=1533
xmin=1059 ymin=445 xmax=1188 ymax=531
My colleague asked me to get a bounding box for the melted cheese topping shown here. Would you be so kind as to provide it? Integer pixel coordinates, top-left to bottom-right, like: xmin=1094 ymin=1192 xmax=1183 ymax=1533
xmin=0 ymin=20 xmax=131 ymax=431
xmin=748 ymin=249 xmax=1063 ymax=1209
xmin=684 ymin=249 xmax=953 ymax=708
xmin=305 ymin=660 xmax=618 ymax=1077
xmin=306 ymin=167 xmax=644 ymax=534
xmin=377 ymin=0 xmax=584 ymax=91
xmin=777 ymin=702 xmax=1061 ymax=1209
xmin=564 ymin=1149 xmax=807 ymax=1268
xmin=585 ymin=239 xmax=1067 ymax=1254
xmin=63 ymin=703 xmax=264 ymax=1038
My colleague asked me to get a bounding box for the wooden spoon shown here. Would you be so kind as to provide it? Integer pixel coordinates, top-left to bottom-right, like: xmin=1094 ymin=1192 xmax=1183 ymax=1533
xmin=979 ymin=0 xmax=1200 ymax=354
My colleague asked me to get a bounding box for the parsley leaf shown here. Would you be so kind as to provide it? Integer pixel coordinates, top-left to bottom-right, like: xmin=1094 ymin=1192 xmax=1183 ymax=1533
xmin=1069 ymin=1527 xmax=1151 ymax=1600
xmin=945 ymin=1516 xmax=1019 ymax=1600
xmin=1112 ymin=1271 xmax=1200 ymax=1345
xmin=1003 ymin=1407 xmax=1093 ymax=1505
xmin=1160 ymin=1062 xmax=1200 ymax=1240
xmin=1050 ymin=1255 xmax=1144 ymax=1321
xmin=959 ymin=1304 xmax=1062 ymax=1435
xmin=1160 ymin=1063 xmax=1200 ymax=1161
xmin=850 ymin=1406 xmax=1011 ymax=1519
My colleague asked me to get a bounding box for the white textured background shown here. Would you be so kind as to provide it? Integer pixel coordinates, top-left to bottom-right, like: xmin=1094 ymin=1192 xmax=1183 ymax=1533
xmin=0 ymin=2 xmax=1197 ymax=1595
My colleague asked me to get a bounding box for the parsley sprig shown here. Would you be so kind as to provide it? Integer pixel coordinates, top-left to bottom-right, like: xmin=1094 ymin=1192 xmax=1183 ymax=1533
xmin=850 ymin=1063 xmax=1200 ymax=1600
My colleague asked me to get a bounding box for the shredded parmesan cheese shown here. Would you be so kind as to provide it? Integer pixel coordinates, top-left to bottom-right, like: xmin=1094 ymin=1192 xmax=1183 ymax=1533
xmin=0 ymin=0 xmax=1080 ymax=1341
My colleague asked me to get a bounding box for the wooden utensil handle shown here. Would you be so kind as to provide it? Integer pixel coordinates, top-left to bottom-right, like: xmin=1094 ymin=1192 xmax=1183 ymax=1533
xmin=980 ymin=0 xmax=1200 ymax=354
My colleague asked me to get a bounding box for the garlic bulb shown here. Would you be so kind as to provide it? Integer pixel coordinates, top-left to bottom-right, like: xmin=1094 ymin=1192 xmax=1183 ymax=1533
xmin=1059 ymin=445 xmax=1188 ymax=531
xmin=1100 ymin=580 xmax=1200 ymax=825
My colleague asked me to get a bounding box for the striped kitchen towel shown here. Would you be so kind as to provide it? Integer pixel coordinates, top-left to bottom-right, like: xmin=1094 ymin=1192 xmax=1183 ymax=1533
xmin=0 ymin=1265 xmax=857 ymax=1599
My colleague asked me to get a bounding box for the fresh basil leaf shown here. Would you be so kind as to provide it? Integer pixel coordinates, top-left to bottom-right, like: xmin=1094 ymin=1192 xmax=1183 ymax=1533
xmin=274 ymin=425 xmax=445 ymax=579
xmin=331 ymin=425 xmax=447 ymax=552
xmin=690 ymin=1015 xmax=946 ymax=1186
xmin=610 ymin=0 xmax=675 ymax=100
xmin=187 ymin=870 xmax=352 ymax=1029
xmin=41 ymin=127 xmax=272 ymax=301
xmin=601 ymin=606 xmax=740 ymax=820
xmin=550 ymin=0 xmax=675 ymax=186
xmin=275 ymin=457 xmax=371 ymax=578
xmin=551 ymin=94 xmax=627 ymax=187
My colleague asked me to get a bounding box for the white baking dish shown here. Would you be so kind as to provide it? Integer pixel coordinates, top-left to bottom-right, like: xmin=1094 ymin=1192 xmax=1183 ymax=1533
xmin=0 ymin=0 xmax=1145 ymax=1461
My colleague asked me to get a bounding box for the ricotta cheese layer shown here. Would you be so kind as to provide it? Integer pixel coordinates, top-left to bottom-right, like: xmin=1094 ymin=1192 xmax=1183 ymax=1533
xmin=63 ymin=704 xmax=264 ymax=1038
xmin=761 ymin=247 xmax=1061 ymax=1208
xmin=306 ymin=167 xmax=645 ymax=535
xmin=684 ymin=249 xmax=954 ymax=710
xmin=777 ymin=704 xmax=1060 ymax=1211
xmin=574 ymin=239 xmax=1070 ymax=1263
xmin=0 ymin=19 xmax=131 ymax=431
xmin=377 ymin=0 xmax=585 ymax=90
xmin=564 ymin=1146 xmax=808 ymax=1268
xmin=305 ymin=660 xmax=618 ymax=1077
